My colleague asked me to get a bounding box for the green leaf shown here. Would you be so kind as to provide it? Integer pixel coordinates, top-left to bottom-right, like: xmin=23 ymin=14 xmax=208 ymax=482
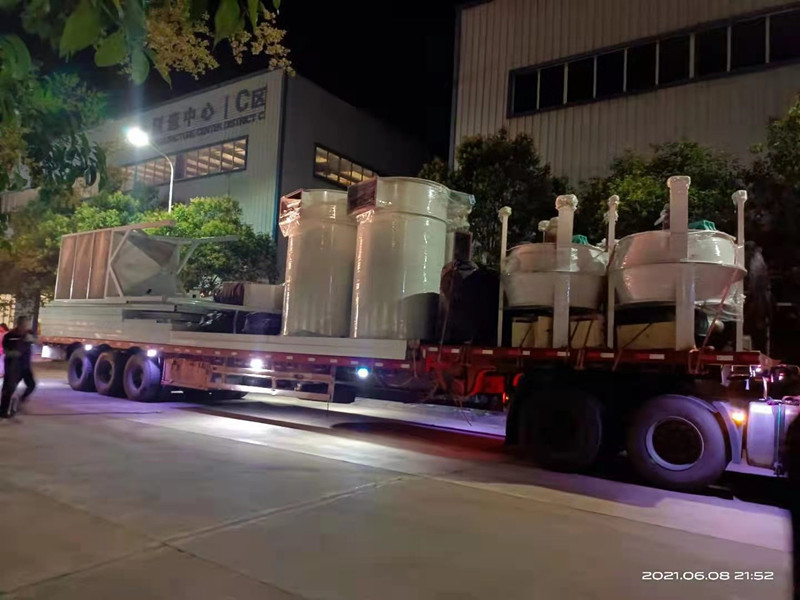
xmin=59 ymin=0 xmax=102 ymax=57
xmin=273 ymin=0 xmax=280 ymax=10
xmin=94 ymin=30 xmax=127 ymax=67
xmin=122 ymin=0 xmax=147 ymax=44
xmin=214 ymin=0 xmax=242 ymax=44
xmin=0 ymin=0 xmax=20 ymax=10
xmin=0 ymin=35 xmax=32 ymax=79
xmin=130 ymin=48 xmax=149 ymax=84
xmin=248 ymin=0 xmax=260 ymax=28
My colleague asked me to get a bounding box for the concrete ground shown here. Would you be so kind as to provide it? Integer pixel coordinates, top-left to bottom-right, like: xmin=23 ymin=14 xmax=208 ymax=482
xmin=0 ymin=362 xmax=792 ymax=599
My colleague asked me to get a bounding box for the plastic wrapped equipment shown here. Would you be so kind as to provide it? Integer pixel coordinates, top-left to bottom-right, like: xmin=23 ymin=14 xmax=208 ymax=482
xmin=350 ymin=177 xmax=450 ymax=340
xmin=281 ymin=189 xmax=356 ymax=337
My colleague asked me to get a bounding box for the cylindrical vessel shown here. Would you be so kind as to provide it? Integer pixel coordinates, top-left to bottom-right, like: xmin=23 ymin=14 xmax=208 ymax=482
xmin=610 ymin=230 xmax=745 ymax=316
xmin=281 ymin=190 xmax=356 ymax=337
xmin=503 ymin=242 xmax=608 ymax=309
xmin=351 ymin=177 xmax=449 ymax=339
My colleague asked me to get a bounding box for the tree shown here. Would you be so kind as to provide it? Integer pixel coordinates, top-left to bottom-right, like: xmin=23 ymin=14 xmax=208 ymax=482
xmin=0 ymin=64 xmax=107 ymax=193
xmin=0 ymin=0 xmax=293 ymax=193
xmin=744 ymin=97 xmax=800 ymax=357
xmin=577 ymin=141 xmax=743 ymax=242
xmin=142 ymin=196 xmax=278 ymax=294
xmin=0 ymin=190 xmax=277 ymax=320
xmin=420 ymin=129 xmax=563 ymax=264
xmin=3 ymin=0 xmax=291 ymax=85
xmin=746 ymin=98 xmax=800 ymax=274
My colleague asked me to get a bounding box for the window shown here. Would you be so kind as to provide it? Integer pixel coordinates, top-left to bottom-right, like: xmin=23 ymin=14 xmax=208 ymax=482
xmin=695 ymin=26 xmax=728 ymax=77
xmin=659 ymin=35 xmax=690 ymax=84
xmin=596 ymin=50 xmax=625 ymax=98
xmin=314 ymin=145 xmax=376 ymax=188
xmin=507 ymin=6 xmax=800 ymax=117
xmin=122 ymin=137 xmax=247 ymax=191
xmin=512 ymin=70 xmax=538 ymax=113
xmin=567 ymin=58 xmax=594 ymax=103
xmin=770 ymin=9 xmax=800 ymax=63
xmin=539 ymin=65 xmax=565 ymax=108
xmin=627 ymin=42 xmax=656 ymax=91
xmin=731 ymin=17 xmax=766 ymax=70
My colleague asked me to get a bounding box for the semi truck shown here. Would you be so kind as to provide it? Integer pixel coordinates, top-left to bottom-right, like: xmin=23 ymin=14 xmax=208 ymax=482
xmin=39 ymin=176 xmax=798 ymax=491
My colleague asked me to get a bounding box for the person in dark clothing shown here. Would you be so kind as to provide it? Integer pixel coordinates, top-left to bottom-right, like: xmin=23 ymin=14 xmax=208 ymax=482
xmin=0 ymin=322 xmax=8 ymax=379
xmin=787 ymin=414 xmax=800 ymax=600
xmin=0 ymin=316 xmax=36 ymax=418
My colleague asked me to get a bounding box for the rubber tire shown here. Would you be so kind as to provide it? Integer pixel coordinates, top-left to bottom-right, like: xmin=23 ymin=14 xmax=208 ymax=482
xmin=93 ymin=351 xmax=126 ymax=397
xmin=626 ymin=394 xmax=727 ymax=491
xmin=517 ymin=386 xmax=603 ymax=472
xmin=122 ymin=353 xmax=162 ymax=402
xmin=67 ymin=348 xmax=96 ymax=392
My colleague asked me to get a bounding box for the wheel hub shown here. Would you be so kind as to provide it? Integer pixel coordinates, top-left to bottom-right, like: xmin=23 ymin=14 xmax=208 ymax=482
xmin=645 ymin=417 xmax=704 ymax=471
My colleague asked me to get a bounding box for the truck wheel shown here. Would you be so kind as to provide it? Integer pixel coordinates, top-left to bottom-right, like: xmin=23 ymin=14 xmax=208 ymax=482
xmin=123 ymin=353 xmax=162 ymax=402
xmin=94 ymin=351 xmax=126 ymax=397
xmin=517 ymin=386 xmax=603 ymax=471
xmin=627 ymin=395 xmax=726 ymax=490
xmin=67 ymin=348 xmax=96 ymax=392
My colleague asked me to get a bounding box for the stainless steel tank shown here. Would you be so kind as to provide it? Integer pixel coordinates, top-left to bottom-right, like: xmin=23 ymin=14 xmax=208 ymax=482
xmin=350 ymin=177 xmax=449 ymax=340
xmin=280 ymin=189 xmax=356 ymax=337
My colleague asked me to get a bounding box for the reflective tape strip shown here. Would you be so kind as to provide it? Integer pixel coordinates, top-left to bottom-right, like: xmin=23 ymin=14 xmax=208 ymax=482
xmin=481 ymin=349 xmax=494 ymax=355
xmin=716 ymin=355 xmax=734 ymax=362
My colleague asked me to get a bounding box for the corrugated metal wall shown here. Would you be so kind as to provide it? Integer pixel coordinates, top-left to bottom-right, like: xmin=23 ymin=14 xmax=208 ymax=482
xmin=454 ymin=0 xmax=800 ymax=181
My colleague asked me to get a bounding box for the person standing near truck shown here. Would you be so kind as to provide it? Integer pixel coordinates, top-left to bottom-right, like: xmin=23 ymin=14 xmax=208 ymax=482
xmin=1 ymin=316 xmax=37 ymax=418
xmin=0 ymin=323 xmax=8 ymax=379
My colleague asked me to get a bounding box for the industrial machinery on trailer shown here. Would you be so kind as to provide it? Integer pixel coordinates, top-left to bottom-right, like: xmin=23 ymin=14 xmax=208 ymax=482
xmin=39 ymin=175 xmax=798 ymax=491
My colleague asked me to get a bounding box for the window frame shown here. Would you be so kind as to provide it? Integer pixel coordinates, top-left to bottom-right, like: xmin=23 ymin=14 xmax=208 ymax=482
xmin=507 ymin=3 xmax=800 ymax=118
xmin=312 ymin=143 xmax=379 ymax=190
xmin=121 ymin=135 xmax=249 ymax=191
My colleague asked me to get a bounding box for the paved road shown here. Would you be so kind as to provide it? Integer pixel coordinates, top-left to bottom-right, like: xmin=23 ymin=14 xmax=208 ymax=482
xmin=0 ymin=363 xmax=792 ymax=599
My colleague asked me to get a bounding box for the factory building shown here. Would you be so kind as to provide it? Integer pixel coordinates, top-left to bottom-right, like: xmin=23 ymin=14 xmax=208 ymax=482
xmin=451 ymin=0 xmax=800 ymax=181
xmin=92 ymin=70 xmax=428 ymax=236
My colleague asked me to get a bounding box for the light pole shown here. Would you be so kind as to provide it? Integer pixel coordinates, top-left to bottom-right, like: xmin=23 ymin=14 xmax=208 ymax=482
xmin=125 ymin=126 xmax=174 ymax=213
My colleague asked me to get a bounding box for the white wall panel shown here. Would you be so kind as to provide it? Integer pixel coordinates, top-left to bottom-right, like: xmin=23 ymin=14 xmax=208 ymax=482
xmin=454 ymin=0 xmax=800 ymax=182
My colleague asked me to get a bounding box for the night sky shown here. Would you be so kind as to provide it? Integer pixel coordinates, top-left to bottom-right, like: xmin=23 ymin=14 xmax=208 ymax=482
xmin=19 ymin=0 xmax=460 ymax=160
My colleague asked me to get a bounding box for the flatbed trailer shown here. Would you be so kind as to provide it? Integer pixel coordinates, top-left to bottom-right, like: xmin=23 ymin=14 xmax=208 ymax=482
xmin=40 ymin=328 xmax=797 ymax=491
